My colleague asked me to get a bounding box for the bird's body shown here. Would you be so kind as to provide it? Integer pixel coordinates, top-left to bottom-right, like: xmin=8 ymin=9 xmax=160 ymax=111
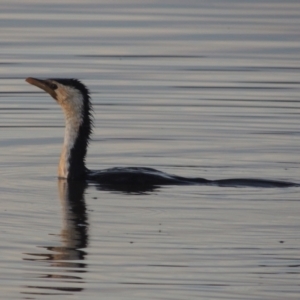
xmin=26 ymin=77 xmax=297 ymax=190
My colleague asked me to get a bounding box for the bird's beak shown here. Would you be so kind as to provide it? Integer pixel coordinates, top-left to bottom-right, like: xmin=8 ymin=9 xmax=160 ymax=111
xmin=26 ymin=77 xmax=57 ymax=100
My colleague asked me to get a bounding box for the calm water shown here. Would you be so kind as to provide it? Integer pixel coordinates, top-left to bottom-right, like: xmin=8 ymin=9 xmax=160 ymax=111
xmin=1 ymin=1 xmax=300 ymax=299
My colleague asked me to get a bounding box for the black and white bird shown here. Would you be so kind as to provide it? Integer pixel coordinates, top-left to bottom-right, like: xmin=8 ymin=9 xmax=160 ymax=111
xmin=26 ymin=77 xmax=297 ymax=189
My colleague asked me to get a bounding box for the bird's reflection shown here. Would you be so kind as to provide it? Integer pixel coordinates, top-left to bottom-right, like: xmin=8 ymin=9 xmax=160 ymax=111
xmin=22 ymin=178 xmax=158 ymax=297
xmin=22 ymin=180 xmax=89 ymax=296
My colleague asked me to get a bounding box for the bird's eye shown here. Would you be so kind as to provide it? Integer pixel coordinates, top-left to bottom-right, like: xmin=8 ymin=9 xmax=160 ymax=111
xmin=49 ymin=82 xmax=58 ymax=90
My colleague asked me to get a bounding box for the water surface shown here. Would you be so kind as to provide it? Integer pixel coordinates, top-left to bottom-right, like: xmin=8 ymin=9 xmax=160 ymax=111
xmin=1 ymin=1 xmax=300 ymax=299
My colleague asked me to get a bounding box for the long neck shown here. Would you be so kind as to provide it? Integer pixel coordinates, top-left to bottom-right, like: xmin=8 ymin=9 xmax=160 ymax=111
xmin=58 ymin=101 xmax=92 ymax=180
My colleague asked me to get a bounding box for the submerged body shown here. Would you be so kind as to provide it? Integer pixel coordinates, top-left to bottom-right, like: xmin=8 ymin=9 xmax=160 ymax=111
xmin=87 ymin=167 xmax=296 ymax=188
xmin=25 ymin=77 xmax=297 ymax=190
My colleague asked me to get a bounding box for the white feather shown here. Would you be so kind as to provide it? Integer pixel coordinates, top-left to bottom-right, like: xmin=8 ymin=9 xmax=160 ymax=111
xmin=54 ymin=83 xmax=84 ymax=178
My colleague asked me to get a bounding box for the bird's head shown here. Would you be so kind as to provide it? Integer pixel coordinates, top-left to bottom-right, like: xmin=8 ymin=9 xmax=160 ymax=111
xmin=26 ymin=77 xmax=91 ymax=121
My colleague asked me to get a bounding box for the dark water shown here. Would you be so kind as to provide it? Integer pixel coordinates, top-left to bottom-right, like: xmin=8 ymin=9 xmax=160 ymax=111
xmin=1 ymin=1 xmax=300 ymax=299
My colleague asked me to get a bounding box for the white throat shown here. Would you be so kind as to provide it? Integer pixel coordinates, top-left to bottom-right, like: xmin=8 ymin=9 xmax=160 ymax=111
xmin=57 ymin=88 xmax=84 ymax=178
